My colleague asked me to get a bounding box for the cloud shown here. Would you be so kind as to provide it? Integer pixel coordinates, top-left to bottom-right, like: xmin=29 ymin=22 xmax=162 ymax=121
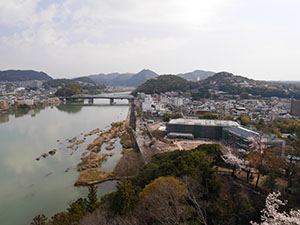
xmin=0 ymin=0 xmax=300 ymax=80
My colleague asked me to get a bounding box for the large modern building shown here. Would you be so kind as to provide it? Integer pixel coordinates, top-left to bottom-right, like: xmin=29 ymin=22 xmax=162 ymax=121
xmin=166 ymin=118 xmax=239 ymax=140
xmin=291 ymin=98 xmax=300 ymax=116
xmin=223 ymin=126 xmax=259 ymax=149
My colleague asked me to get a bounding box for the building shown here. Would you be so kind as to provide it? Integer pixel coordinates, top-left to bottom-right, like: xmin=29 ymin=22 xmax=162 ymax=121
xmin=141 ymin=95 xmax=153 ymax=112
xmin=166 ymin=118 xmax=239 ymax=140
xmin=28 ymin=80 xmax=43 ymax=88
xmin=223 ymin=126 xmax=259 ymax=149
xmin=24 ymin=99 xmax=34 ymax=106
xmin=291 ymin=98 xmax=300 ymax=116
xmin=14 ymin=100 xmax=24 ymax=107
xmin=173 ymin=97 xmax=183 ymax=107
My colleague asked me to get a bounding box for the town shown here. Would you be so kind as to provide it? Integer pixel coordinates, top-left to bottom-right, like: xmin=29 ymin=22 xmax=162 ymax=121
xmin=0 ymin=80 xmax=60 ymax=115
xmin=2 ymin=73 xmax=300 ymax=225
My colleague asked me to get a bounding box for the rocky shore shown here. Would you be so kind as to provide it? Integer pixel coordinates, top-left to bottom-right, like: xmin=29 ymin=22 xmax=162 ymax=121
xmin=74 ymin=121 xmax=129 ymax=186
xmin=35 ymin=119 xmax=137 ymax=186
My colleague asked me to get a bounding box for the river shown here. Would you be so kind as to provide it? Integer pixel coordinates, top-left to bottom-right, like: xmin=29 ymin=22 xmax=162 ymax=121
xmin=0 ymin=99 xmax=129 ymax=225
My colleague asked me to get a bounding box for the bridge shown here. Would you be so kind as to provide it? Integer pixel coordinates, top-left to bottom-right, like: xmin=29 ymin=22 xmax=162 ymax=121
xmin=60 ymin=93 xmax=134 ymax=105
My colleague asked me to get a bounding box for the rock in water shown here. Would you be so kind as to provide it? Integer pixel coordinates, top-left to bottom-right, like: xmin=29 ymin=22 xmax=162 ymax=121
xmin=49 ymin=149 xmax=57 ymax=155
xmin=41 ymin=153 xmax=49 ymax=158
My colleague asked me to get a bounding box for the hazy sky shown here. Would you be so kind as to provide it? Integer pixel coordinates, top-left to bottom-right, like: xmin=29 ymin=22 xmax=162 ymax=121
xmin=0 ymin=0 xmax=299 ymax=80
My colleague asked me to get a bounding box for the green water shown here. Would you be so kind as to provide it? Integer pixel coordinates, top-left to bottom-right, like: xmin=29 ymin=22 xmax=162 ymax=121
xmin=0 ymin=99 xmax=129 ymax=225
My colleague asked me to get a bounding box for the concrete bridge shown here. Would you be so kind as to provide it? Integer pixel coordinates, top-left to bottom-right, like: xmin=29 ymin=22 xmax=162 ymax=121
xmin=60 ymin=93 xmax=134 ymax=105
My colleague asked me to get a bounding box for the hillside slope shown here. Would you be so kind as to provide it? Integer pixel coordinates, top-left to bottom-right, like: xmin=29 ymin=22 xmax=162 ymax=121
xmin=0 ymin=70 xmax=52 ymax=81
xmin=86 ymin=69 xmax=158 ymax=87
xmin=132 ymin=75 xmax=200 ymax=95
xmin=177 ymin=69 xmax=215 ymax=81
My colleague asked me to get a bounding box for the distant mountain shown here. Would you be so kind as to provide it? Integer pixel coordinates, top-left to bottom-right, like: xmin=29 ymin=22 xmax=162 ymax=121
xmin=177 ymin=70 xmax=215 ymax=81
xmin=132 ymin=75 xmax=200 ymax=95
xmin=80 ymin=69 xmax=158 ymax=87
xmin=77 ymin=69 xmax=214 ymax=87
xmin=72 ymin=77 xmax=95 ymax=84
xmin=88 ymin=73 xmax=135 ymax=86
xmin=0 ymin=70 xmax=52 ymax=81
xmin=126 ymin=69 xmax=159 ymax=87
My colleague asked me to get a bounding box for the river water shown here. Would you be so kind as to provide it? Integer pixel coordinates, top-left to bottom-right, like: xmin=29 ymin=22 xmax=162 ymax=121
xmin=0 ymin=99 xmax=129 ymax=225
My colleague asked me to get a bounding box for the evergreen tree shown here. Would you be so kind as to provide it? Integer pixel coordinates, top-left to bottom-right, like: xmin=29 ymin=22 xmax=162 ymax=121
xmin=30 ymin=214 xmax=47 ymax=225
xmin=87 ymin=185 xmax=98 ymax=212
xmin=109 ymin=179 xmax=138 ymax=215
xmin=67 ymin=198 xmax=88 ymax=223
xmin=262 ymin=172 xmax=277 ymax=192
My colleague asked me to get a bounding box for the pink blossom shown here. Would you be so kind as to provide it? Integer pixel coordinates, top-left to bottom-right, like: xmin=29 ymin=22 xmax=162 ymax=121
xmin=251 ymin=191 xmax=300 ymax=225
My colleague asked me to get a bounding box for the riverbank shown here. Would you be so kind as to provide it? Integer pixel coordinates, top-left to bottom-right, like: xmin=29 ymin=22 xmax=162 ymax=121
xmin=74 ymin=119 xmax=144 ymax=186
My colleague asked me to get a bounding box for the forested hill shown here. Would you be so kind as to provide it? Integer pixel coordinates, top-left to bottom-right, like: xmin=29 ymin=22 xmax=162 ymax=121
xmin=201 ymin=71 xmax=300 ymax=99
xmin=133 ymin=71 xmax=300 ymax=99
xmin=0 ymin=70 xmax=53 ymax=81
xmin=132 ymin=75 xmax=200 ymax=95
xmin=177 ymin=69 xmax=215 ymax=81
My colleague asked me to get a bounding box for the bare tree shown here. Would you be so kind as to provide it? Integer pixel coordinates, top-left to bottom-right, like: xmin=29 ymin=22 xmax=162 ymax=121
xmin=181 ymin=176 xmax=208 ymax=225
xmin=79 ymin=209 xmax=107 ymax=225
xmin=137 ymin=176 xmax=188 ymax=225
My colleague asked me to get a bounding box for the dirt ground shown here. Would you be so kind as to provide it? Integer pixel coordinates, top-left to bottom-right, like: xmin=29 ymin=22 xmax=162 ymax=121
xmin=175 ymin=140 xmax=217 ymax=150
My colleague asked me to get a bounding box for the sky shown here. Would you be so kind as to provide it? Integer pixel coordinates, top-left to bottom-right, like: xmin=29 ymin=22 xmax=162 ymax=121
xmin=0 ymin=0 xmax=299 ymax=80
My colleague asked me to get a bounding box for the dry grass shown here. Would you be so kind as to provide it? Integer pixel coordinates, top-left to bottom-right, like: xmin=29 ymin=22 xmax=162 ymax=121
xmin=114 ymin=148 xmax=145 ymax=177
xmin=75 ymin=168 xmax=114 ymax=186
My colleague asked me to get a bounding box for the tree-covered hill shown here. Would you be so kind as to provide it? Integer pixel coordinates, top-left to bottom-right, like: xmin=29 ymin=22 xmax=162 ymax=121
xmin=0 ymin=70 xmax=52 ymax=81
xmin=44 ymin=78 xmax=106 ymax=96
xmin=188 ymin=71 xmax=300 ymax=99
xmin=177 ymin=69 xmax=215 ymax=81
xmin=132 ymin=75 xmax=200 ymax=95
xmin=43 ymin=79 xmax=76 ymax=88
xmin=73 ymin=77 xmax=95 ymax=84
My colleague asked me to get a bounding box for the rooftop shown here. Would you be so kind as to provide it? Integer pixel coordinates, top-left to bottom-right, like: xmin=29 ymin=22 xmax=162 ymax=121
xmin=225 ymin=127 xmax=259 ymax=138
xmin=168 ymin=118 xmax=239 ymax=127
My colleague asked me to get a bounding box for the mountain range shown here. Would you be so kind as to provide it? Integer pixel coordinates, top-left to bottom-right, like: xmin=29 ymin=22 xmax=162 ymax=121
xmin=0 ymin=70 xmax=53 ymax=82
xmin=81 ymin=69 xmax=215 ymax=87
xmin=0 ymin=69 xmax=215 ymax=87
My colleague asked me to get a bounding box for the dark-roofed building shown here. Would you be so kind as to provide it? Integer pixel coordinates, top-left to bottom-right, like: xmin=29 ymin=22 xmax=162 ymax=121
xmin=223 ymin=127 xmax=259 ymax=149
xmin=166 ymin=118 xmax=239 ymax=140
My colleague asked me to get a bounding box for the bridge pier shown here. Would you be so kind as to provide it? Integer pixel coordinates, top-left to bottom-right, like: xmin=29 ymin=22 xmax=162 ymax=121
xmin=110 ymin=98 xmax=115 ymax=105
xmin=88 ymin=98 xmax=94 ymax=104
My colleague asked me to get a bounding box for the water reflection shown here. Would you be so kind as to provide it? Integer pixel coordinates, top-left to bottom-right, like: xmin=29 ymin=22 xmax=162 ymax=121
xmin=0 ymin=106 xmax=49 ymax=122
xmin=0 ymin=114 xmax=9 ymax=123
xmin=56 ymin=104 xmax=83 ymax=114
xmin=0 ymin=102 xmax=128 ymax=225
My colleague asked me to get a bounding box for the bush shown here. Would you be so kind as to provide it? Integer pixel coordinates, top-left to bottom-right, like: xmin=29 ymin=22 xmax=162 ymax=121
xmin=163 ymin=113 xmax=182 ymax=122
xmin=198 ymin=112 xmax=219 ymax=120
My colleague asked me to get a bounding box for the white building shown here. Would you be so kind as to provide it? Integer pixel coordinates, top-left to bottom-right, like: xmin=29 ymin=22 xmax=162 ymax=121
xmin=24 ymin=99 xmax=34 ymax=106
xmin=174 ymin=97 xmax=183 ymax=107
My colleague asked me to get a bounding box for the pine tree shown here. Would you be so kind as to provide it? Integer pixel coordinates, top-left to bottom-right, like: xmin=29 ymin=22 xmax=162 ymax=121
xmin=87 ymin=185 xmax=98 ymax=212
xmin=109 ymin=179 xmax=138 ymax=215
xmin=30 ymin=214 xmax=47 ymax=225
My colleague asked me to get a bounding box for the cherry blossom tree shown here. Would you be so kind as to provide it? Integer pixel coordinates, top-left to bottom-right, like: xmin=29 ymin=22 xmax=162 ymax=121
xmin=222 ymin=147 xmax=249 ymax=177
xmin=250 ymin=191 xmax=300 ymax=225
xmin=247 ymin=136 xmax=269 ymax=188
